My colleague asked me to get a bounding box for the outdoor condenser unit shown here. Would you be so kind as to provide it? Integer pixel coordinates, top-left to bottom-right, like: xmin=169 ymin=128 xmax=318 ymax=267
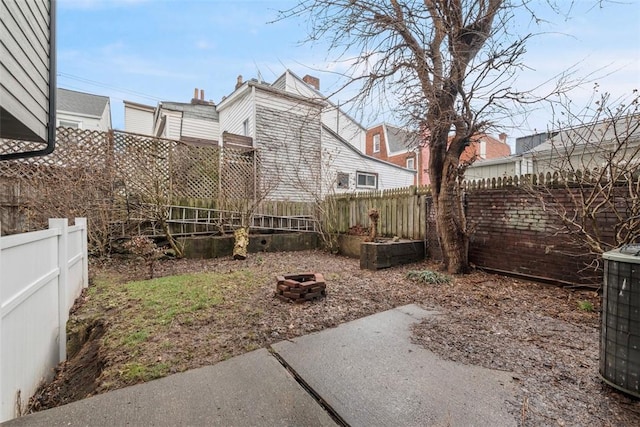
xmin=600 ymin=245 xmax=640 ymax=397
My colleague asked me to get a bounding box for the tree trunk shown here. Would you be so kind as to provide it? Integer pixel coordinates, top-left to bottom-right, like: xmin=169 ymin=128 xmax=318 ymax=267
xmin=233 ymin=227 xmax=249 ymax=260
xmin=432 ymin=157 xmax=469 ymax=274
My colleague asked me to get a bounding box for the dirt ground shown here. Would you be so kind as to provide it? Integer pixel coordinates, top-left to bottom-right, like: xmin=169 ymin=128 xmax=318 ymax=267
xmin=30 ymin=250 xmax=639 ymax=426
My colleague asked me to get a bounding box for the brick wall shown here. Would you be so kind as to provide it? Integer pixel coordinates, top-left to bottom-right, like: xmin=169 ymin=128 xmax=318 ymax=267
xmin=365 ymin=124 xmax=386 ymax=159
xmin=462 ymin=186 xmax=614 ymax=285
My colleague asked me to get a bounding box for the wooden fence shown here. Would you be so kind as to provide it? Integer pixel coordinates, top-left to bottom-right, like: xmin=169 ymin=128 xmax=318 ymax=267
xmin=0 ymin=218 xmax=88 ymax=422
xmin=331 ymin=185 xmax=431 ymax=240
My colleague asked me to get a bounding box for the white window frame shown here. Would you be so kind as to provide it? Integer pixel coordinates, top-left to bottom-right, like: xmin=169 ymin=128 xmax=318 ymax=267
xmin=58 ymin=119 xmax=82 ymax=129
xmin=373 ymin=133 xmax=380 ymax=153
xmin=356 ymin=171 xmax=378 ymax=189
xmin=242 ymin=118 xmax=250 ymax=136
xmin=479 ymin=139 xmax=487 ymax=159
xmin=406 ymin=157 xmax=415 ymax=170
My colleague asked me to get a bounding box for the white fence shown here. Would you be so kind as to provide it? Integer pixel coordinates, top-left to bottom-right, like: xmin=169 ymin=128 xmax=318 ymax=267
xmin=0 ymin=218 xmax=88 ymax=422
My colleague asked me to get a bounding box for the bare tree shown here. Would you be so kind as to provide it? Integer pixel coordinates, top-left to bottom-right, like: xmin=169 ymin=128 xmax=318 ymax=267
xmin=525 ymin=89 xmax=640 ymax=269
xmin=280 ymin=0 xmax=580 ymax=273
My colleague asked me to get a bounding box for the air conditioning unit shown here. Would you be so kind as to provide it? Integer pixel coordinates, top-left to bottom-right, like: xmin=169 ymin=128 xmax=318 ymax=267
xmin=600 ymin=245 xmax=640 ymax=397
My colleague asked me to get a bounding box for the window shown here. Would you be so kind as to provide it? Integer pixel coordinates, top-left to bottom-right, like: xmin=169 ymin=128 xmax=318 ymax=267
xmin=242 ymin=118 xmax=249 ymax=136
xmin=356 ymin=171 xmax=378 ymax=189
xmin=336 ymin=172 xmax=350 ymax=189
xmin=58 ymin=120 xmax=81 ymax=129
xmin=406 ymin=157 xmax=415 ymax=170
xmin=479 ymin=139 xmax=487 ymax=159
xmin=373 ymin=133 xmax=380 ymax=153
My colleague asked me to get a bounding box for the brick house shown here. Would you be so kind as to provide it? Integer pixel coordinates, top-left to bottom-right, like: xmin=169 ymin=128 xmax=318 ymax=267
xmin=420 ymin=132 xmax=511 ymax=185
xmin=366 ymin=125 xmax=510 ymax=186
xmin=365 ymin=124 xmax=420 ymax=184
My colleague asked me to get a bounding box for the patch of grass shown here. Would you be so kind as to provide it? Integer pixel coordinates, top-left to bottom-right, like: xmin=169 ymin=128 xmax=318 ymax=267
xmin=86 ymin=269 xmax=264 ymax=386
xmin=92 ymin=270 xmax=258 ymax=332
xmin=121 ymin=362 xmax=170 ymax=383
xmin=406 ymin=269 xmax=452 ymax=285
xmin=577 ymin=300 xmax=594 ymax=312
xmin=122 ymin=330 xmax=150 ymax=347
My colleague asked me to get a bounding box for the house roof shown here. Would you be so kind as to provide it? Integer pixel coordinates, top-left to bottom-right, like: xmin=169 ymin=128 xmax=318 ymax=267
xmin=123 ymin=100 xmax=155 ymax=112
xmin=385 ymin=124 xmax=419 ymax=154
xmin=159 ymin=101 xmax=219 ymax=121
xmin=323 ymin=125 xmax=416 ymax=173
xmin=525 ymin=114 xmax=640 ymax=156
xmin=280 ymin=70 xmax=366 ymax=132
xmin=57 ymin=88 xmax=110 ymax=118
xmin=217 ymin=77 xmax=325 ymax=111
xmin=467 ymin=155 xmax=521 ymax=168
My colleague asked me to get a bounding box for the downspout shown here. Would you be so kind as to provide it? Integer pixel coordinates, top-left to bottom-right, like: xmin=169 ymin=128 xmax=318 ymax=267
xmin=1 ymin=0 xmax=57 ymax=161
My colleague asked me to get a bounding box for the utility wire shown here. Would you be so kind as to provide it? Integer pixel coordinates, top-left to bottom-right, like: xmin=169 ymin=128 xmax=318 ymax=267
xmin=57 ymin=72 xmax=163 ymax=102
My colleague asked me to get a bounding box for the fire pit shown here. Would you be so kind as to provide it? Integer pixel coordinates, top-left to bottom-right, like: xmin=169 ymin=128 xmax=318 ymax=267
xmin=275 ymin=273 xmax=326 ymax=303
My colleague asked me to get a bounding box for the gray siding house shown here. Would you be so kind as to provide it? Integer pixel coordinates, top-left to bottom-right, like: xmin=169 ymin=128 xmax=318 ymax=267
xmin=0 ymin=0 xmax=56 ymax=159
xmin=218 ymin=74 xmax=415 ymax=201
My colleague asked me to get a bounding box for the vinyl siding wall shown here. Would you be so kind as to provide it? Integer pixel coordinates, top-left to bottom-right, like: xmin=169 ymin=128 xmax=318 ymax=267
xmin=0 ymin=0 xmax=51 ymax=141
xmin=182 ymin=117 xmax=219 ymax=142
xmin=254 ymin=90 xmax=322 ymax=201
xmin=321 ymin=128 xmax=415 ymax=196
xmin=56 ymin=112 xmax=98 ymax=130
xmin=57 ymin=105 xmax=111 ymax=132
xmin=465 ymin=161 xmax=517 ymax=181
xmin=321 ymin=106 xmax=366 ymax=152
xmin=124 ymin=104 xmax=154 ymax=135
xmin=279 ymin=73 xmax=366 ymax=152
xmin=218 ymin=89 xmax=254 ymax=138
xmin=162 ymin=111 xmax=182 ymax=140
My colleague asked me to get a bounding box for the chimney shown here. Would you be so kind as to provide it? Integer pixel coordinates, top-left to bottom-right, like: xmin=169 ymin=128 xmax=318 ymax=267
xmin=499 ymin=133 xmax=507 ymax=144
xmin=236 ymin=75 xmax=243 ymax=90
xmin=303 ymin=74 xmax=320 ymax=91
xmin=200 ymin=89 xmax=204 ymax=100
xmin=193 ymin=88 xmax=198 ymax=99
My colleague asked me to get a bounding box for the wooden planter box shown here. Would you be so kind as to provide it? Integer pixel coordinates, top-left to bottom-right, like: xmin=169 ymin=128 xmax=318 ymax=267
xmin=360 ymin=240 xmax=426 ymax=270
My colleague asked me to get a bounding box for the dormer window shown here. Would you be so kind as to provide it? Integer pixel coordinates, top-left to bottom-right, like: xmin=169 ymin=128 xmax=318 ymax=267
xmin=373 ymin=133 xmax=380 ymax=153
xmin=479 ymin=139 xmax=487 ymax=159
xmin=406 ymin=157 xmax=415 ymax=170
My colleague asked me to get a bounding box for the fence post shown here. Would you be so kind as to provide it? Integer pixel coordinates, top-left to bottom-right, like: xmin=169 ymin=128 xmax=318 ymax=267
xmin=49 ymin=218 xmax=68 ymax=362
xmin=75 ymin=218 xmax=89 ymax=289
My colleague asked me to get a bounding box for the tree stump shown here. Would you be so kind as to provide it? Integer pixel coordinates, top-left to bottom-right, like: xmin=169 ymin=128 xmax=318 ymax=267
xmin=368 ymin=208 xmax=379 ymax=242
xmin=233 ymin=227 xmax=249 ymax=260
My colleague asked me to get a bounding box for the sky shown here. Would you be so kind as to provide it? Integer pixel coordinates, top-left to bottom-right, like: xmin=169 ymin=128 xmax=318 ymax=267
xmin=57 ymin=0 xmax=640 ymax=145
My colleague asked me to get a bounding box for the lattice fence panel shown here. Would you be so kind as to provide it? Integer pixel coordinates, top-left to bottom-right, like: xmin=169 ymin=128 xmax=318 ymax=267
xmin=112 ymin=132 xmax=173 ymax=203
xmin=221 ymin=146 xmax=257 ymax=201
xmin=1 ymin=128 xmax=260 ymax=249
xmin=171 ymin=144 xmax=220 ymax=200
xmin=0 ymin=128 xmax=117 ymax=253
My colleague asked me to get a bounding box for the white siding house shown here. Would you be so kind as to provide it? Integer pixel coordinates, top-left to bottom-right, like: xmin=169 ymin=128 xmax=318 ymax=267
xmin=0 ymin=0 xmax=55 ymax=158
xmin=322 ymin=126 xmax=415 ymax=195
xmin=272 ymin=70 xmax=367 ymax=152
xmin=218 ymin=81 xmax=324 ymax=201
xmin=218 ymin=77 xmax=415 ymax=201
xmin=56 ymin=88 xmax=111 ymax=131
xmin=124 ymin=91 xmax=219 ymax=144
xmin=465 ymin=115 xmax=640 ymax=181
xmin=123 ymin=101 xmax=154 ymax=135
xmin=217 ymin=88 xmax=254 ymax=137
xmin=464 ymin=156 xmax=518 ymax=181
